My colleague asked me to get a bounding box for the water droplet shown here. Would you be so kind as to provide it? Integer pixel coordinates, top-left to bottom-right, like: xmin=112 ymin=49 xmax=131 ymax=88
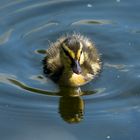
xmin=5 ymin=104 xmax=9 ymax=108
xmin=117 ymin=75 xmax=120 ymax=78
xmin=87 ymin=4 xmax=92 ymax=8
xmin=128 ymin=42 xmax=132 ymax=46
xmin=116 ymin=0 xmax=120 ymax=2
xmin=106 ymin=135 xmax=111 ymax=139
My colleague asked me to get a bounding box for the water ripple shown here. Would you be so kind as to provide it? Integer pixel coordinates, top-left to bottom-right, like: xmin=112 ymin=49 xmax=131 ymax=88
xmin=0 ymin=73 xmax=96 ymax=97
xmin=0 ymin=29 xmax=13 ymax=45
xmin=0 ymin=0 xmax=140 ymax=131
xmin=0 ymin=73 xmax=57 ymax=96
xmin=72 ymin=19 xmax=115 ymax=25
xmin=23 ymin=22 xmax=58 ymax=38
xmin=12 ymin=0 xmax=76 ymax=14
xmin=0 ymin=0 xmax=24 ymax=10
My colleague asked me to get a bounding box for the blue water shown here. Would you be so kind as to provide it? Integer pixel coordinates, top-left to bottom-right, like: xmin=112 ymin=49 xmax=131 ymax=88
xmin=0 ymin=0 xmax=140 ymax=140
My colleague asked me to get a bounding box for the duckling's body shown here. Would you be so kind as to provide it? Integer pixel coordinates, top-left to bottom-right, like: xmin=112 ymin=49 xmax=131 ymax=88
xmin=43 ymin=34 xmax=101 ymax=87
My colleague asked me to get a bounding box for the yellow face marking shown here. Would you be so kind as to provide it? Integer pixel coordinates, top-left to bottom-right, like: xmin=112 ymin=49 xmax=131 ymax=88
xmin=79 ymin=52 xmax=84 ymax=65
xmin=77 ymin=49 xmax=81 ymax=60
xmin=62 ymin=43 xmax=75 ymax=59
xmin=76 ymin=42 xmax=83 ymax=60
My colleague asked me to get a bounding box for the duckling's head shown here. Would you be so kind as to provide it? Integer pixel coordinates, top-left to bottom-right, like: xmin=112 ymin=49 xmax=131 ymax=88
xmin=60 ymin=36 xmax=84 ymax=74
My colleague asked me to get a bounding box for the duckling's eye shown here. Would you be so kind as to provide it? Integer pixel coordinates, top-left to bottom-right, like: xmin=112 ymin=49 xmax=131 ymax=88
xmin=80 ymin=50 xmax=83 ymax=55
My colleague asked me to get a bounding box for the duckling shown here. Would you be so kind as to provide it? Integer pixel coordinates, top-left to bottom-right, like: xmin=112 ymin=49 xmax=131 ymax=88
xmin=43 ymin=34 xmax=101 ymax=87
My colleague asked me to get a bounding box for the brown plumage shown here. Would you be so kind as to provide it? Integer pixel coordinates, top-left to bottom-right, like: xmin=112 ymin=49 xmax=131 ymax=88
xmin=43 ymin=34 xmax=101 ymax=87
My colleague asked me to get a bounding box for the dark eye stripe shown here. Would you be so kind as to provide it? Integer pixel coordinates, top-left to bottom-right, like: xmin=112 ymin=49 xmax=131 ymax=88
xmin=78 ymin=51 xmax=82 ymax=61
xmin=62 ymin=47 xmax=73 ymax=62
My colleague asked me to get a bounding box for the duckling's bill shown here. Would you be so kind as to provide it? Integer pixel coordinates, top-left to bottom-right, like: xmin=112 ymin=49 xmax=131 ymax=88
xmin=72 ymin=59 xmax=81 ymax=74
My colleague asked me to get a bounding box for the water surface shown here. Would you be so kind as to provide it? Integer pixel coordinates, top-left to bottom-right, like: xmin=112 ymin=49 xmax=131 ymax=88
xmin=0 ymin=0 xmax=140 ymax=140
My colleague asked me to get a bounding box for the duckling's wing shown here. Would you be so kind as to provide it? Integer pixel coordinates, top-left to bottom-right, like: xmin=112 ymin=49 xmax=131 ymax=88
xmin=43 ymin=43 xmax=64 ymax=82
xmin=82 ymin=43 xmax=101 ymax=76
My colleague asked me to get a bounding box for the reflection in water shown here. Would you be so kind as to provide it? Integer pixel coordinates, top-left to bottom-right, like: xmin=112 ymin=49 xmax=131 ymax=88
xmin=0 ymin=75 xmax=95 ymax=123
xmin=8 ymin=78 xmax=88 ymax=123
xmin=58 ymin=87 xmax=84 ymax=123
xmin=59 ymin=96 xmax=84 ymax=124
xmin=10 ymin=78 xmax=86 ymax=123
xmin=1 ymin=75 xmax=95 ymax=96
